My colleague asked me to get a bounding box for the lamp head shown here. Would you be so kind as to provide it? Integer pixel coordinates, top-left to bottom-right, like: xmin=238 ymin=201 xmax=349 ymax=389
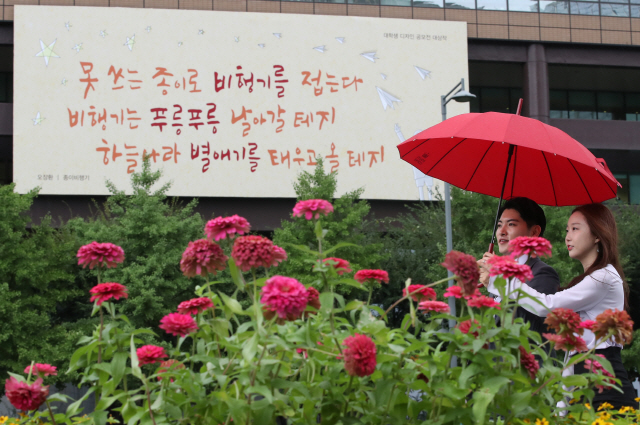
xmin=451 ymin=89 xmax=476 ymax=103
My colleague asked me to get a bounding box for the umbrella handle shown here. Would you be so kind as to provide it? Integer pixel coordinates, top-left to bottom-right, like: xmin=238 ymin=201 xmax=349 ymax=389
xmin=488 ymin=242 xmax=494 ymax=254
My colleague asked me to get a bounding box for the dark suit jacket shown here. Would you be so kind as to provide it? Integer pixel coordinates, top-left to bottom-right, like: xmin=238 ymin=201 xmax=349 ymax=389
xmin=516 ymin=257 xmax=560 ymax=336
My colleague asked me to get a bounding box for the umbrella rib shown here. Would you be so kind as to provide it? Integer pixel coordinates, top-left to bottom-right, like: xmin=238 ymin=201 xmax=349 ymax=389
xmin=463 ymin=141 xmax=494 ymax=190
xmin=399 ymin=138 xmax=429 ymax=160
xmin=426 ymin=138 xmax=468 ymax=175
xmin=510 ymin=145 xmax=518 ymax=199
xmin=568 ymin=158 xmax=594 ymax=204
xmin=541 ymin=151 xmax=558 ymax=206
xmin=596 ymin=169 xmax=618 ymax=198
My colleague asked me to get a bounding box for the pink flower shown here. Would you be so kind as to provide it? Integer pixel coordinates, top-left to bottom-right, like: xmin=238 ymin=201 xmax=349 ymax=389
xmin=487 ymin=255 xmax=534 ymax=282
xmin=180 ymin=239 xmax=228 ymax=278
xmin=343 ymin=334 xmax=377 ymax=377
xmin=403 ymin=284 xmax=437 ymax=302
xmin=136 ymin=345 xmax=168 ymax=366
xmin=418 ymin=300 xmax=451 ymax=313
xmin=177 ymin=297 xmax=214 ymax=315
xmin=77 ymin=242 xmax=125 ymax=269
xmin=354 ymin=269 xmax=389 ymax=285
xmin=293 ymin=199 xmax=334 ymax=220
xmin=441 ymin=251 xmax=480 ymax=296
xmin=579 ymin=320 xmax=597 ymax=331
xmin=232 ymin=235 xmax=278 ymax=272
xmin=156 ymin=359 xmax=185 ymax=382
xmin=593 ymin=309 xmax=635 ymax=345
xmin=159 ymin=313 xmax=199 ymax=337
xmin=5 ymin=377 xmax=49 ymax=411
xmin=89 ymin=283 xmax=128 ymax=306
xmin=467 ymin=295 xmax=501 ymax=310
xmin=543 ymin=333 xmax=588 ymax=352
xmin=260 ymin=276 xmax=309 ymax=321
xmin=271 ymin=245 xmax=288 ymax=267
xmin=204 ymin=215 xmax=250 ymax=241
xmin=323 ymin=257 xmax=352 ymax=275
xmin=24 ymin=364 xmax=57 ymax=377
xmin=519 ymin=346 xmax=539 ymax=380
xmin=508 ymin=236 xmax=553 ymax=259
xmin=584 ymin=354 xmax=616 ymax=393
xmin=458 ymin=319 xmax=479 ymax=337
xmin=307 ymin=287 xmax=321 ymax=310
xmin=544 ymin=308 xmax=583 ymax=335
xmin=444 ymin=285 xmax=464 ymax=299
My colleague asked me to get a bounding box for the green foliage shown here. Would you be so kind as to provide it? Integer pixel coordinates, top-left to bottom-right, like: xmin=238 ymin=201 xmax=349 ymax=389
xmin=66 ymin=158 xmax=206 ymax=333
xmin=273 ymin=158 xmax=386 ymax=287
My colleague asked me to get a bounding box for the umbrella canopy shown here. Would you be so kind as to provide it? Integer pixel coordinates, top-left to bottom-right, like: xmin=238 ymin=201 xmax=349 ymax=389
xmin=397 ymin=112 xmax=620 ymax=207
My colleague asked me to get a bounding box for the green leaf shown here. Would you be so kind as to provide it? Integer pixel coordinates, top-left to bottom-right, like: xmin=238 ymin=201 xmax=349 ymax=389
xmin=562 ymin=374 xmax=588 ymax=387
xmin=323 ymin=242 xmax=358 ymax=255
xmin=247 ymin=385 xmax=273 ymax=404
xmin=130 ymin=335 xmax=142 ymax=378
xmin=111 ymin=351 xmax=128 ymax=388
xmin=220 ymin=292 xmax=245 ymax=315
xmin=315 ymin=220 xmax=323 ymax=239
xmin=228 ymin=258 xmax=245 ymax=291
xmin=336 ymin=278 xmax=367 ymax=291
xmin=472 ymin=389 xmax=495 ymax=425
xmin=242 ymin=334 xmax=258 ymax=362
xmin=483 ymin=376 xmax=510 ymax=393
xmin=66 ymin=387 xmax=94 ymax=417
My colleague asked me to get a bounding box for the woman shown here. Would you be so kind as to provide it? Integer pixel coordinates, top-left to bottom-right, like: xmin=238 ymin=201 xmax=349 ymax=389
xmin=487 ymin=203 xmax=637 ymax=410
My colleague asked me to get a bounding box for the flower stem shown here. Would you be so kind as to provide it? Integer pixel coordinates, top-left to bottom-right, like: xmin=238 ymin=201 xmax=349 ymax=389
xmin=380 ymin=385 xmax=396 ymax=424
xmin=26 ymin=360 xmax=35 ymax=383
xmin=98 ymin=307 xmax=104 ymax=364
xmin=45 ymin=400 xmax=58 ymax=425
xmin=382 ymin=276 xmax=452 ymax=319
xmin=342 ymin=376 xmax=354 ymax=417
xmin=143 ymin=377 xmax=158 ymax=425
xmin=367 ymin=286 xmax=373 ymax=306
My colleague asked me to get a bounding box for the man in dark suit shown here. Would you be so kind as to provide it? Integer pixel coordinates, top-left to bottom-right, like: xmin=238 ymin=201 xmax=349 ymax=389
xmin=478 ymin=197 xmax=560 ymax=339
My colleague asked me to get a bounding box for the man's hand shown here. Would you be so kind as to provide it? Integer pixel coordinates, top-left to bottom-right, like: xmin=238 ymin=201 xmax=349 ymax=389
xmin=477 ymin=252 xmax=495 ymax=287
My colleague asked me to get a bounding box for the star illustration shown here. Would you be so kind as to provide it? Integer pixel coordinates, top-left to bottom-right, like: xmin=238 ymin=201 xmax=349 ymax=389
xmin=100 ymin=30 xmax=108 ymax=38
xmin=35 ymin=39 xmax=60 ymax=67
xmin=178 ymin=41 xmax=183 ymax=47
xmin=125 ymin=35 xmax=135 ymax=51
xmin=258 ymin=44 xmax=265 ymax=48
xmin=234 ymin=36 xmax=239 ymax=42
xmin=32 ymin=112 xmax=44 ymax=125
xmin=145 ymin=26 xmax=152 ymax=33
xmin=65 ymin=21 xmax=71 ymax=31
xmin=61 ymin=78 xmax=67 ymax=86
xmin=72 ymin=43 xmax=83 ymax=53
xmin=198 ymin=29 xmax=204 ymax=35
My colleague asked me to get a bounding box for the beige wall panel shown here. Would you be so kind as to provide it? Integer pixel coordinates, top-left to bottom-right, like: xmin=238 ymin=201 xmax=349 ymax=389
xmin=445 ymin=8 xmax=476 ymax=23
xmin=214 ymin=0 xmax=246 ymax=11
xmin=145 ymin=0 xmax=179 ymax=8
xmin=281 ymin=1 xmax=313 ymax=14
xmin=540 ymin=13 xmax=569 ymax=28
xmin=347 ymin=4 xmax=379 ymax=17
xmin=247 ymin=0 xmax=280 ymax=13
xmin=600 ymin=16 xmax=630 ymax=31
xmin=4 ymin=6 xmax=14 ymax=20
xmin=180 ymin=0 xmax=213 ymax=10
xmin=508 ymin=11 xmax=538 ymax=26
xmin=632 ymin=18 xmax=640 ymax=31
xmin=632 ymin=31 xmax=640 ymax=45
xmin=413 ymin=7 xmax=444 ymax=20
xmin=570 ymin=15 xmax=600 ymax=29
xmin=381 ymin=5 xmax=412 ymax=19
xmin=601 ymin=30 xmax=631 ymax=44
xmin=314 ymin=2 xmax=347 ymax=16
xmin=40 ymin=0 xmax=75 ymax=6
xmin=477 ymin=10 xmax=508 ymax=25
xmin=571 ymin=28 xmax=601 ymax=42
xmin=467 ymin=22 xmax=477 ymax=37
xmin=75 ymin=0 xmax=109 ymax=6
xmin=5 ymin=0 xmax=38 ymax=5
xmin=111 ymin=0 xmax=145 ymax=8
xmin=477 ymin=23 xmax=509 ymax=38
xmin=540 ymin=26 xmax=570 ymax=41
xmin=509 ymin=25 xmax=539 ymax=40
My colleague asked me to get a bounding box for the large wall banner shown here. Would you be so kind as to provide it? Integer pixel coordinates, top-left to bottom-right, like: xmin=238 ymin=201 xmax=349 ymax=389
xmin=14 ymin=6 xmax=469 ymax=199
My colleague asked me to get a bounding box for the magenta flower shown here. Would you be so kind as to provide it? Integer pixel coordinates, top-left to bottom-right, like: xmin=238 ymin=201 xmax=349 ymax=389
xmin=136 ymin=345 xmax=168 ymax=366
xmin=293 ymin=199 xmax=334 ymax=220
xmin=159 ymin=313 xmax=199 ymax=337
xmin=403 ymin=284 xmax=437 ymax=302
xmin=487 ymin=255 xmax=534 ymax=282
xmin=343 ymin=334 xmax=377 ymax=377
xmin=354 ymin=269 xmax=389 ymax=285
xmin=24 ymin=364 xmax=57 ymax=377
xmin=90 ymin=283 xmax=128 ymax=306
xmin=322 ymin=257 xmax=352 ymax=275
xmin=5 ymin=377 xmax=49 ymax=411
xmin=467 ymin=295 xmax=501 ymax=310
xmin=232 ymin=235 xmax=278 ymax=272
xmin=177 ymin=297 xmax=214 ymax=315
xmin=205 ymin=215 xmax=250 ymax=241
xmin=260 ymin=276 xmax=309 ymax=321
xmin=77 ymin=242 xmax=125 ymax=269
xmin=418 ymin=300 xmax=451 ymax=313
xmin=508 ymin=236 xmax=552 ymax=259
xmin=180 ymin=239 xmax=228 ymax=278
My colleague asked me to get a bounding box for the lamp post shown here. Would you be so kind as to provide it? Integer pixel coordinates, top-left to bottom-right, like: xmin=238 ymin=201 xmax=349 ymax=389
xmin=440 ymin=78 xmax=475 ymax=329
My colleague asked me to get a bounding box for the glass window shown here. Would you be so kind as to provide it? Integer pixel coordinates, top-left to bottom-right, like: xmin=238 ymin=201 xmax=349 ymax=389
xmin=348 ymin=0 xmax=379 ymax=3
xmin=630 ymin=174 xmax=640 ymax=204
xmin=568 ymin=91 xmax=596 ymax=119
xmin=508 ymin=0 xmax=539 ymax=11
xmin=470 ymin=88 xmax=480 ymax=113
xmin=382 ymin=0 xmax=411 ymax=4
xmin=414 ymin=0 xmax=444 ymax=7
xmin=601 ymin=3 xmax=629 ymax=15
xmin=314 ymin=0 xmax=347 ymax=3
xmin=625 ymin=93 xmax=640 ymax=121
xmin=540 ymin=0 xmax=569 ymax=12
xmin=631 ymin=0 xmax=640 ymax=4
xmin=597 ymin=92 xmax=624 ymax=120
xmin=570 ymin=1 xmax=599 ymax=13
xmin=550 ymin=90 xmax=569 ymax=118
xmin=631 ymin=5 xmax=640 ymax=15
xmin=445 ymin=0 xmax=475 ymax=8
xmin=479 ymin=88 xmax=510 ymax=113
xmin=615 ymin=174 xmax=630 ymax=203
xmin=509 ymin=88 xmax=524 ymax=113
xmin=477 ymin=0 xmax=507 ymax=9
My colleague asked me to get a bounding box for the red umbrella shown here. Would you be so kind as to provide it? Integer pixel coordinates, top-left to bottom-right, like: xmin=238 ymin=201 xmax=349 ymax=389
xmin=397 ymin=107 xmax=621 ymax=251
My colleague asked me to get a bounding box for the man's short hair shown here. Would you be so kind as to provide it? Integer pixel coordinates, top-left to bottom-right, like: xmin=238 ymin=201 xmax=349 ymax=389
xmin=499 ymin=197 xmax=546 ymax=237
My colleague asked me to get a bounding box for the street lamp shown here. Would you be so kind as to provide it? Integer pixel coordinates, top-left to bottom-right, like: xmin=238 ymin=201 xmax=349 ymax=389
xmin=440 ymin=78 xmax=475 ymax=328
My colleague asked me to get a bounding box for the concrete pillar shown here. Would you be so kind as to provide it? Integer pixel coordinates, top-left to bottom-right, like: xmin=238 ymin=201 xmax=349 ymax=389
xmin=523 ymin=43 xmax=550 ymax=123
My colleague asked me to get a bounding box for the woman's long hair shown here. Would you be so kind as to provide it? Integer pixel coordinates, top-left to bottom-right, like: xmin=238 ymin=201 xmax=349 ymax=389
xmin=565 ymin=203 xmax=630 ymax=311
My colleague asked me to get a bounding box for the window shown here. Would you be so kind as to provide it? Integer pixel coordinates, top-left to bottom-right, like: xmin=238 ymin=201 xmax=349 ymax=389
xmin=470 ymin=87 xmax=524 ymax=113
xmin=614 ymin=174 xmax=640 ymax=204
xmin=550 ymin=90 xmax=640 ymax=121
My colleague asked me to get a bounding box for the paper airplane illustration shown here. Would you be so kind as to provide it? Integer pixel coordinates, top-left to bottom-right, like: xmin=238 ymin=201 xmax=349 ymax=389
xmin=178 ymin=41 xmax=183 ymax=47
xmin=65 ymin=22 xmax=71 ymax=31
xmin=234 ymin=37 xmax=239 ymax=42
xmin=61 ymin=78 xmax=67 ymax=86
xmin=125 ymin=35 xmax=135 ymax=51
xmin=72 ymin=43 xmax=83 ymax=53
xmin=395 ymin=124 xmax=433 ymax=201
xmin=313 ymin=46 xmax=326 ymax=53
xmin=273 ymin=33 xmax=281 ymax=39
xmin=198 ymin=29 xmax=204 ymax=35
xmin=258 ymin=44 xmax=265 ymax=48
xmin=145 ymin=26 xmax=152 ymax=33
xmin=32 ymin=112 xmax=44 ymax=126
xmin=36 ymin=39 xmax=60 ymax=66
xmin=100 ymin=30 xmax=107 ymax=38
xmin=336 ymin=37 xmax=345 ymax=43
xmin=414 ymin=66 xmax=432 ymax=80
xmin=376 ymin=87 xmax=401 ymax=111
xmin=381 ymin=73 xmax=387 ymax=80
xmin=361 ymin=52 xmax=378 ymax=63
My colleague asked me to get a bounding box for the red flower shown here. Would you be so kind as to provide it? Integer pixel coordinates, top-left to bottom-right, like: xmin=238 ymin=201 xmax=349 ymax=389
xmin=271 ymin=245 xmax=288 ymax=267
xmin=260 ymin=276 xmax=309 ymax=320
xmin=89 ymin=283 xmax=128 ymax=306
xmin=307 ymin=287 xmax=321 ymax=310
xmin=418 ymin=300 xmax=451 ymax=313
xmin=467 ymin=295 xmax=501 ymax=310
xmin=519 ymin=346 xmax=539 ymax=380
xmin=343 ymin=334 xmax=377 ymax=377
xmin=156 ymin=359 xmax=185 ymax=382
xmin=543 ymin=333 xmax=588 ymax=352
xmin=592 ymin=309 xmax=634 ymax=345
xmin=136 ymin=345 xmax=168 ymax=366
xmin=204 ymin=215 xmax=250 ymax=241
xmin=323 ymin=257 xmax=352 ymax=275
xmin=180 ymin=239 xmax=228 ymax=278
xmin=457 ymin=319 xmax=480 ymax=337
xmin=403 ymin=284 xmax=437 ymax=302
xmin=441 ymin=251 xmax=480 ymax=296
xmin=293 ymin=199 xmax=334 ymax=220
xmin=444 ymin=285 xmax=464 ymax=299
xmin=177 ymin=297 xmax=214 ymax=315
xmin=584 ymin=354 xmax=616 ymax=393
xmin=24 ymin=364 xmax=57 ymax=377
xmin=77 ymin=241 xmax=125 ymax=269
xmin=5 ymin=377 xmax=49 ymax=411
xmin=487 ymin=255 xmax=534 ymax=282
xmin=231 ymin=235 xmax=279 ymax=272
xmin=354 ymin=269 xmax=389 ymax=285
xmin=544 ymin=308 xmax=583 ymax=335
xmin=159 ymin=313 xmax=199 ymax=337
xmin=508 ymin=236 xmax=553 ymax=259
xmin=579 ymin=320 xmax=597 ymax=331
